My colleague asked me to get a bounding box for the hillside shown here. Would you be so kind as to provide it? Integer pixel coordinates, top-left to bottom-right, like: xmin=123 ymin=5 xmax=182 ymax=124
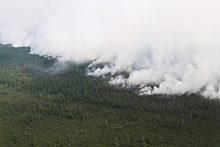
xmin=0 ymin=44 xmax=219 ymax=146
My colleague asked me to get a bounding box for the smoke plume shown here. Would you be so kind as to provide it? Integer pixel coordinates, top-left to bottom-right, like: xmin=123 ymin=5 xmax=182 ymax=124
xmin=1 ymin=0 xmax=220 ymax=98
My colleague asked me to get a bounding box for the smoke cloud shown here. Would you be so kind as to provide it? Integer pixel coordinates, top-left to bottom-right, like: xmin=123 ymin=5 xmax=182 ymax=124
xmin=1 ymin=0 xmax=220 ymax=98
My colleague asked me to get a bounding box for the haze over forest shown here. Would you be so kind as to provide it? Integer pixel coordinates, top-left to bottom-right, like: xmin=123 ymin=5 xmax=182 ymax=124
xmin=1 ymin=0 xmax=220 ymax=97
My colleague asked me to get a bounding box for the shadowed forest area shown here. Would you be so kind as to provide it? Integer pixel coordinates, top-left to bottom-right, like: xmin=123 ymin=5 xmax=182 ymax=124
xmin=0 ymin=44 xmax=219 ymax=146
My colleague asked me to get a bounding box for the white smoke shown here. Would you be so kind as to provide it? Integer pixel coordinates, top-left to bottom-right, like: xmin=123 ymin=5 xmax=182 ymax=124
xmin=1 ymin=0 xmax=220 ymax=98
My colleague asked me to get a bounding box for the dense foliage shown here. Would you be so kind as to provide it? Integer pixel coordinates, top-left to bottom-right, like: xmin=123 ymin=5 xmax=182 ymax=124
xmin=0 ymin=44 xmax=219 ymax=146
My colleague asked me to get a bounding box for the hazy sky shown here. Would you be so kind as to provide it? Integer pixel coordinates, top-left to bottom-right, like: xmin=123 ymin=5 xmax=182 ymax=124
xmin=1 ymin=0 xmax=220 ymax=97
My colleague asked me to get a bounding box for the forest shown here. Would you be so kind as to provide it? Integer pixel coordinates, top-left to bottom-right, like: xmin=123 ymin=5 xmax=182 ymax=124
xmin=0 ymin=44 xmax=219 ymax=147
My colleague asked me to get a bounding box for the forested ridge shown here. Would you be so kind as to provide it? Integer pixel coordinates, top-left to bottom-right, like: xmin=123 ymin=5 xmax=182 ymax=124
xmin=0 ymin=44 xmax=219 ymax=146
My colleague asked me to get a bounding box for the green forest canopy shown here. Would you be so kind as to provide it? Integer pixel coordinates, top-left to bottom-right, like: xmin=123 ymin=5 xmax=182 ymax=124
xmin=0 ymin=44 xmax=219 ymax=146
